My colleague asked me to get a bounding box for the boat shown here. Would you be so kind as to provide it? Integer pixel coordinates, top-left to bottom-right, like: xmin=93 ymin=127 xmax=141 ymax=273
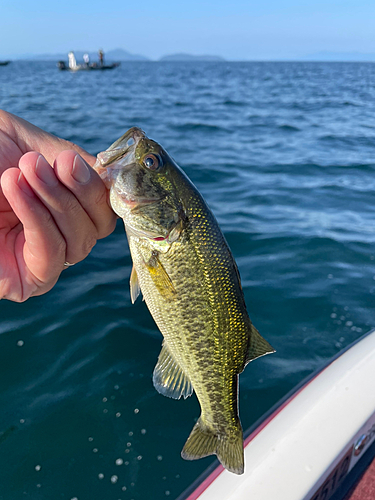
xmin=176 ymin=329 xmax=375 ymax=500
xmin=57 ymin=51 xmax=120 ymax=72
xmin=0 ymin=61 xmax=10 ymax=66
xmin=57 ymin=60 xmax=120 ymax=71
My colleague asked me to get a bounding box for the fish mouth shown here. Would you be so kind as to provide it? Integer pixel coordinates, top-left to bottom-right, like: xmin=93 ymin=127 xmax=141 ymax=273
xmin=93 ymin=127 xmax=146 ymax=185
xmin=119 ymin=193 xmax=163 ymax=209
xmin=94 ymin=127 xmax=163 ymax=209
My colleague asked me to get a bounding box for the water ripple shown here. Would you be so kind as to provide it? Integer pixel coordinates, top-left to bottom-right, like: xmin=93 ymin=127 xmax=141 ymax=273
xmin=1 ymin=60 xmax=375 ymax=500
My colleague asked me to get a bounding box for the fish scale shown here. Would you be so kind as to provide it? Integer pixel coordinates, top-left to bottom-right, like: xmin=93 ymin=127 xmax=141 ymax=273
xmin=94 ymin=127 xmax=275 ymax=474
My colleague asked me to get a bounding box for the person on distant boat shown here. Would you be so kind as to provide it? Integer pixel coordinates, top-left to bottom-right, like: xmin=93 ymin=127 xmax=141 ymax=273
xmin=98 ymin=49 xmax=104 ymax=67
xmin=83 ymin=53 xmax=90 ymax=67
xmin=0 ymin=110 xmax=117 ymax=302
xmin=68 ymin=51 xmax=78 ymax=70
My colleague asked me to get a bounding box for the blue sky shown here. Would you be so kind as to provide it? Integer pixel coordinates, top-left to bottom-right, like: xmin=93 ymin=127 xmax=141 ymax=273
xmin=1 ymin=0 xmax=374 ymax=60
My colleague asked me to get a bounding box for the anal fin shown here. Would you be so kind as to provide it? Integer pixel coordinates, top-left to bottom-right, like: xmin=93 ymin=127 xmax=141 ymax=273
xmin=153 ymin=344 xmax=193 ymax=400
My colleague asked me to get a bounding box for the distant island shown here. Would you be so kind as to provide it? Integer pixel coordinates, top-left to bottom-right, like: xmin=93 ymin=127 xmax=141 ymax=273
xmin=26 ymin=48 xmax=149 ymax=62
xmin=159 ymin=53 xmax=225 ymax=62
xmin=105 ymin=48 xmax=149 ymax=61
xmin=8 ymin=49 xmax=225 ymax=63
xmin=4 ymin=47 xmax=375 ymax=63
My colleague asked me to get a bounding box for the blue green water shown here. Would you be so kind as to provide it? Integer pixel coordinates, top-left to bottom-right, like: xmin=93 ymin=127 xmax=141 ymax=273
xmin=0 ymin=60 xmax=375 ymax=499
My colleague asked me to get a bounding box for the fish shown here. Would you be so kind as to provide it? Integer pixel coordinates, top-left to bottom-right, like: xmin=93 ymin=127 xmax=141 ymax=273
xmin=94 ymin=128 xmax=275 ymax=474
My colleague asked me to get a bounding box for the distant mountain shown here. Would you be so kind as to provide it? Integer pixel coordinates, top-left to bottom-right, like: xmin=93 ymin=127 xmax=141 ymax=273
xmin=17 ymin=48 xmax=149 ymax=62
xmin=159 ymin=53 xmax=225 ymax=62
xmin=7 ymin=50 xmax=375 ymax=63
xmin=105 ymin=48 xmax=149 ymax=61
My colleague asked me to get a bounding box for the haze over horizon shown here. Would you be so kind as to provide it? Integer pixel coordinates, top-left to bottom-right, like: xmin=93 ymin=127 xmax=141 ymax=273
xmin=1 ymin=0 xmax=374 ymax=61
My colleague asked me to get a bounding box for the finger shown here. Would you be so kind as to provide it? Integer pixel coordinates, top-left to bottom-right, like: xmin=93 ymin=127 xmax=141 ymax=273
xmin=53 ymin=150 xmax=117 ymax=240
xmin=1 ymin=167 xmax=66 ymax=292
xmin=18 ymin=152 xmax=98 ymax=264
xmin=1 ymin=110 xmax=96 ymax=167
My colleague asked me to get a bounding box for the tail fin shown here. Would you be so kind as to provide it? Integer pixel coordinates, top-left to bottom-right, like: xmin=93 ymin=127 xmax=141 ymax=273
xmin=181 ymin=417 xmax=244 ymax=475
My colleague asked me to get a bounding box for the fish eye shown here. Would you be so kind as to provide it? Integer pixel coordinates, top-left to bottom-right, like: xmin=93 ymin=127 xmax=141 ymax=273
xmin=143 ymin=154 xmax=162 ymax=171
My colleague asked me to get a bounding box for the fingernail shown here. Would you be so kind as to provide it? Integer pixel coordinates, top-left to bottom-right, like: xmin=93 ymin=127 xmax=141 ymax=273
xmin=35 ymin=155 xmax=59 ymax=186
xmin=17 ymin=172 xmax=34 ymax=197
xmin=72 ymin=155 xmax=90 ymax=184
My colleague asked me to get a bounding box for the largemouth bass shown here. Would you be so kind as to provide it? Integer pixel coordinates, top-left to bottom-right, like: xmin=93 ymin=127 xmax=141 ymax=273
xmin=94 ymin=128 xmax=274 ymax=474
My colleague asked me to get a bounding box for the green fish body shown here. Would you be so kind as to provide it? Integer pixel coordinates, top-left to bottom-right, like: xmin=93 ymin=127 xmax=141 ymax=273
xmin=94 ymin=128 xmax=274 ymax=474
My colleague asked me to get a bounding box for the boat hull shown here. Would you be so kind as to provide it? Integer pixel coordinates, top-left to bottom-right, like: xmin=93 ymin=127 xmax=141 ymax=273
xmin=177 ymin=329 xmax=375 ymax=500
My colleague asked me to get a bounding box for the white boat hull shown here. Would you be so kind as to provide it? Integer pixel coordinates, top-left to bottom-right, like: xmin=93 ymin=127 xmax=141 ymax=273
xmin=178 ymin=329 xmax=375 ymax=500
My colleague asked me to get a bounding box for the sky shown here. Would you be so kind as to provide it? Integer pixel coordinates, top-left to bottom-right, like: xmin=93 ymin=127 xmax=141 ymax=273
xmin=1 ymin=0 xmax=375 ymax=60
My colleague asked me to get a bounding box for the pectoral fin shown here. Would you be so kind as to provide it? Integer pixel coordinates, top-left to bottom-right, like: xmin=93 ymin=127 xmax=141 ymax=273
xmin=168 ymin=219 xmax=184 ymax=243
xmin=145 ymin=252 xmax=176 ymax=299
xmin=153 ymin=343 xmax=193 ymax=400
xmin=130 ymin=265 xmax=141 ymax=304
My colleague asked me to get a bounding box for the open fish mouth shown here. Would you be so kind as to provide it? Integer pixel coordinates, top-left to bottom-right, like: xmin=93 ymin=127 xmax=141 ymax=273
xmin=93 ymin=127 xmax=146 ymax=184
xmin=94 ymin=127 xmax=164 ymax=209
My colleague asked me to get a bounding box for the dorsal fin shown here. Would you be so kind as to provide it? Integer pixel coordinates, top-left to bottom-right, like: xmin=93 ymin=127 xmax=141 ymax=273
xmin=245 ymin=325 xmax=275 ymax=366
xmin=153 ymin=343 xmax=193 ymax=400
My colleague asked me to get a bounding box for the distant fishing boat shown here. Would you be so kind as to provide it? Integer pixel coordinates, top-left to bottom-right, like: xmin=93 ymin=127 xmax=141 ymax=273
xmin=177 ymin=329 xmax=375 ymax=500
xmin=57 ymin=51 xmax=120 ymax=72
xmin=0 ymin=61 xmax=10 ymax=66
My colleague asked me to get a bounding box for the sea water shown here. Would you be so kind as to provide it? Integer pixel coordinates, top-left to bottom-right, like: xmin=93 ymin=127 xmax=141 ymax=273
xmin=0 ymin=60 xmax=374 ymax=499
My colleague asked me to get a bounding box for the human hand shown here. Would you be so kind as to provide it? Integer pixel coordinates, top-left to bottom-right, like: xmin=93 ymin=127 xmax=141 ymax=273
xmin=0 ymin=110 xmax=117 ymax=302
